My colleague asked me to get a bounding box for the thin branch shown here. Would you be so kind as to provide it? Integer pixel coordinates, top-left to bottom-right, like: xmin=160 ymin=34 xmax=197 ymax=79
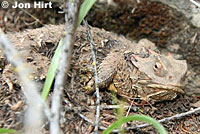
xmin=97 ymin=105 xmax=200 ymax=133
xmin=131 ymin=106 xmax=200 ymax=130
xmin=91 ymin=105 xmax=138 ymax=110
xmin=74 ymin=103 xmax=200 ymax=132
xmin=0 ymin=30 xmax=51 ymax=133
xmin=120 ymin=101 xmax=134 ymax=130
xmin=63 ymin=99 xmax=107 ymax=130
xmin=19 ymin=8 xmax=44 ymax=25
xmin=64 ymin=104 xmax=138 ymax=111
xmin=83 ymin=20 xmax=100 ymax=134
xmin=8 ymin=0 xmax=44 ymax=25
xmin=50 ymin=1 xmax=80 ymax=134
xmin=190 ymin=0 xmax=200 ymax=7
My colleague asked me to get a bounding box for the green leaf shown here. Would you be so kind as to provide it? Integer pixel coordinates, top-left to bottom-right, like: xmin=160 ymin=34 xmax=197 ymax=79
xmin=41 ymin=0 xmax=96 ymax=100
xmin=78 ymin=0 xmax=96 ymax=26
xmin=41 ymin=39 xmax=63 ymax=100
xmin=0 ymin=128 xmax=17 ymax=134
xmin=102 ymin=114 xmax=167 ymax=134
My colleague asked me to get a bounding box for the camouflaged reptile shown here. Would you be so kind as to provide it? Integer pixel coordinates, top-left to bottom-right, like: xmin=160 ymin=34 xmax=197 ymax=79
xmin=89 ymin=39 xmax=187 ymax=102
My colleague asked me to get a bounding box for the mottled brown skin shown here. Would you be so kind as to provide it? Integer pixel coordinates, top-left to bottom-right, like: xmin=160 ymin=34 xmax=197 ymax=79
xmin=97 ymin=39 xmax=187 ymax=102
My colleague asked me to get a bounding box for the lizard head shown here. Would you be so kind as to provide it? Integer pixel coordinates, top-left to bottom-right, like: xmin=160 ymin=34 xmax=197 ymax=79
xmin=127 ymin=48 xmax=187 ymax=101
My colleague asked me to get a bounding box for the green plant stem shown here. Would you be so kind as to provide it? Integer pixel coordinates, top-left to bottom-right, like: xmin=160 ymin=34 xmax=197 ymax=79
xmin=0 ymin=128 xmax=17 ymax=134
xmin=102 ymin=114 xmax=167 ymax=134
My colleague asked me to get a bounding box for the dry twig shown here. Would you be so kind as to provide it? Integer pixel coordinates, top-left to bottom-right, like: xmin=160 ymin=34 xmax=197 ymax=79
xmin=0 ymin=30 xmax=51 ymax=133
xmin=63 ymin=99 xmax=107 ymax=131
xmin=68 ymin=102 xmax=200 ymax=133
xmin=91 ymin=105 xmax=138 ymax=110
xmin=189 ymin=0 xmax=200 ymax=7
xmin=83 ymin=20 xmax=101 ymax=134
xmin=50 ymin=0 xmax=80 ymax=134
xmin=131 ymin=106 xmax=200 ymax=130
xmin=7 ymin=0 xmax=44 ymax=25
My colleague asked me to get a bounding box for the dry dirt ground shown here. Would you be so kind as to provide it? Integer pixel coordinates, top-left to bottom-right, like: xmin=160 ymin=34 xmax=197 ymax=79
xmin=0 ymin=0 xmax=200 ymax=133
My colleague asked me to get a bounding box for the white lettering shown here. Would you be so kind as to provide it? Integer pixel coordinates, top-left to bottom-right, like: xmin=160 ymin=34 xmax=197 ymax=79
xmin=12 ymin=1 xmax=30 ymax=8
xmin=49 ymin=2 xmax=52 ymax=8
xmin=12 ymin=1 xmax=18 ymax=8
xmin=34 ymin=1 xmax=53 ymax=8
xmin=34 ymin=1 xmax=41 ymax=8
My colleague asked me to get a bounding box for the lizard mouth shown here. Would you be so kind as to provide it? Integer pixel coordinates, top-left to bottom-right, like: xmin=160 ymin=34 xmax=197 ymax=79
xmin=136 ymin=83 xmax=185 ymax=102
xmin=146 ymin=83 xmax=185 ymax=94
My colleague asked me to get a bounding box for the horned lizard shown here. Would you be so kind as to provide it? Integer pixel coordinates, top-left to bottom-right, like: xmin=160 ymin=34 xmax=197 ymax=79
xmin=95 ymin=39 xmax=188 ymax=102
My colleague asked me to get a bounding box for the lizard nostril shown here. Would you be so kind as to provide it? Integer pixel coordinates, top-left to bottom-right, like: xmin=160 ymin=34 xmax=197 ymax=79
xmin=169 ymin=76 xmax=173 ymax=79
xmin=132 ymin=55 xmax=138 ymax=62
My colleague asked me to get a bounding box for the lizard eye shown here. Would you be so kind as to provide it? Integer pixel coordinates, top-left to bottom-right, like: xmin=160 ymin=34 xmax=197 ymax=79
xmin=153 ymin=62 xmax=166 ymax=77
xmin=153 ymin=62 xmax=162 ymax=70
